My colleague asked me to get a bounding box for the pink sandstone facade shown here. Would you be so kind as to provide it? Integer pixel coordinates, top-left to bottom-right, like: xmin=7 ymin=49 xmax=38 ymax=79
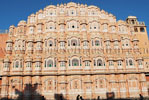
xmin=0 ymin=2 xmax=149 ymax=100
xmin=0 ymin=34 xmax=8 ymax=96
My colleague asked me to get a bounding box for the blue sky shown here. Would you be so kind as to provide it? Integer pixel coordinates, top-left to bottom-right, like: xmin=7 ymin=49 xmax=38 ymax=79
xmin=0 ymin=0 xmax=149 ymax=36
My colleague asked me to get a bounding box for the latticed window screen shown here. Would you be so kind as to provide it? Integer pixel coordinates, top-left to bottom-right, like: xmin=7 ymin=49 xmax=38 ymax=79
xmin=47 ymin=59 xmax=53 ymax=67
xmin=95 ymin=40 xmax=100 ymax=46
xmin=60 ymin=61 xmax=65 ymax=67
xmin=72 ymin=59 xmax=79 ymax=66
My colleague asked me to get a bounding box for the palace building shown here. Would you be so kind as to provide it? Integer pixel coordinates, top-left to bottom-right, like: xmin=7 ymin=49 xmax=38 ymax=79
xmin=0 ymin=2 xmax=149 ymax=100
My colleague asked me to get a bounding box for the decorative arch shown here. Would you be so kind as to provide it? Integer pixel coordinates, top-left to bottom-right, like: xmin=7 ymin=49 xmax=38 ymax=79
xmin=88 ymin=7 xmax=99 ymax=16
xmin=47 ymin=59 xmax=53 ymax=67
xmin=13 ymin=59 xmax=23 ymax=68
xmin=71 ymin=39 xmax=78 ymax=46
xmin=45 ymin=21 xmax=56 ymax=31
xmin=67 ymin=19 xmax=79 ymax=30
xmin=44 ymin=78 xmax=57 ymax=91
xmin=122 ymin=38 xmax=130 ymax=48
xmin=129 ymin=59 xmax=133 ymax=66
xmin=95 ymin=38 xmax=102 ymax=46
xmin=89 ymin=21 xmax=100 ymax=30
xmin=45 ymin=38 xmax=56 ymax=48
xmin=126 ymin=58 xmax=134 ymax=66
xmin=68 ymin=37 xmax=80 ymax=46
xmin=15 ymin=39 xmax=25 ymax=50
xmin=15 ymin=60 xmax=19 ymax=68
xmin=72 ymin=58 xmax=79 ymax=66
xmin=97 ymin=59 xmax=103 ymax=66
xmin=48 ymin=40 xmax=53 ymax=47
xmin=69 ymin=78 xmax=82 ymax=90
xmin=45 ymin=58 xmax=56 ymax=67
xmin=95 ymin=78 xmax=107 ymax=89
xmin=94 ymin=57 xmax=105 ymax=67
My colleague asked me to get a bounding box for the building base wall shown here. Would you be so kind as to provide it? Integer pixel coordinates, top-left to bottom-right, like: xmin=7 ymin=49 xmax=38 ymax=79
xmin=0 ymin=73 xmax=148 ymax=100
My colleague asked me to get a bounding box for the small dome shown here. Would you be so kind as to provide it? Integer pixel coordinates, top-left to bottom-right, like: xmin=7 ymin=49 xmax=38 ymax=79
xmin=67 ymin=2 xmax=77 ymax=7
xmin=35 ymin=56 xmax=42 ymax=62
xmin=46 ymin=5 xmax=56 ymax=9
xmin=59 ymin=19 xmax=65 ymax=24
xmin=35 ymin=38 xmax=42 ymax=42
xmin=107 ymin=57 xmax=114 ymax=61
xmin=88 ymin=5 xmax=98 ymax=9
xmin=80 ymin=19 xmax=87 ymax=24
xmin=58 ymin=57 xmax=67 ymax=62
xmin=30 ymin=13 xmax=35 ymax=17
xmin=83 ymin=57 xmax=91 ymax=62
xmin=117 ymin=20 xmax=125 ymax=24
xmin=18 ymin=20 xmax=26 ymax=26
xmin=4 ymin=58 xmax=10 ymax=62
xmin=25 ymin=57 xmax=32 ymax=62
xmin=132 ymin=38 xmax=139 ymax=41
xmin=136 ymin=57 xmax=143 ymax=60
xmin=116 ymin=57 xmax=123 ymax=61
xmin=128 ymin=16 xmax=137 ymax=19
xmin=58 ymin=38 xmax=66 ymax=42
xmin=6 ymin=39 xmax=13 ymax=43
xmin=9 ymin=25 xmax=15 ymax=28
xmin=104 ymin=38 xmax=110 ymax=41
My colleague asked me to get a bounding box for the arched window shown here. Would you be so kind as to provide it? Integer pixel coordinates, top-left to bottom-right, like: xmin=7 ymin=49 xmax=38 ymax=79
xmin=72 ymin=58 xmax=79 ymax=66
xmin=95 ymin=40 xmax=100 ymax=46
xmin=49 ymin=40 xmax=53 ymax=47
xmin=132 ymin=20 xmax=135 ymax=24
xmin=134 ymin=27 xmax=138 ymax=32
xmin=15 ymin=61 xmax=19 ymax=68
xmin=118 ymin=61 xmax=122 ymax=66
xmin=82 ymin=24 xmax=86 ymax=30
xmin=125 ymin=40 xmax=129 ymax=46
xmin=111 ymin=26 xmax=116 ymax=32
xmin=68 ymin=21 xmax=77 ymax=30
xmin=69 ymin=9 xmax=76 ymax=16
xmin=85 ymin=61 xmax=90 ymax=66
xmin=103 ymin=24 xmax=108 ymax=32
xmin=45 ymin=80 xmax=53 ymax=91
xmin=47 ymin=59 xmax=53 ymax=67
xmin=35 ymin=62 xmax=41 ymax=67
xmin=36 ymin=42 xmax=42 ymax=50
xmin=122 ymin=39 xmax=130 ymax=48
xmin=4 ymin=62 xmax=9 ymax=68
xmin=71 ymin=39 xmax=77 ymax=46
xmin=138 ymin=60 xmax=142 ymax=66
xmin=97 ymin=59 xmax=102 ymax=66
xmin=26 ymin=62 xmax=32 ymax=67
xmin=29 ymin=27 xmax=34 ymax=34
xmin=37 ymin=24 xmax=42 ymax=32
xmin=83 ymin=41 xmax=88 ymax=46
xmin=72 ymin=25 xmax=75 ymax=29
xmin=140 ymin=27 xmax=145 ymax=32
xmin=129 ymin=59 xmax=133 ymax=66
xmin=6 ymin=43 xmax=12 ymax=50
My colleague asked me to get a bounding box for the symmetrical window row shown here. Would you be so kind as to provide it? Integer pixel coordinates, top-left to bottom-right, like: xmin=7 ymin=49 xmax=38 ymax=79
xmin=10 ymin=21 xmax=136 ymax=36
xmin=6 ymin=38 xmax=139 ymax=51
xmin=3 ymin=58 xmax=143 ymax=69
xmin=42 ymin=77 xmax=140 ymax=91
xmin=26 ymin=23 xmax=127 ymax=34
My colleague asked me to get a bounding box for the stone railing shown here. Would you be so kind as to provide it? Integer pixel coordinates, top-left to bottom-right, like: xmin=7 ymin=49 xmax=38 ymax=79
xmin=136 ymin=21 xmax=145 ymax=25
